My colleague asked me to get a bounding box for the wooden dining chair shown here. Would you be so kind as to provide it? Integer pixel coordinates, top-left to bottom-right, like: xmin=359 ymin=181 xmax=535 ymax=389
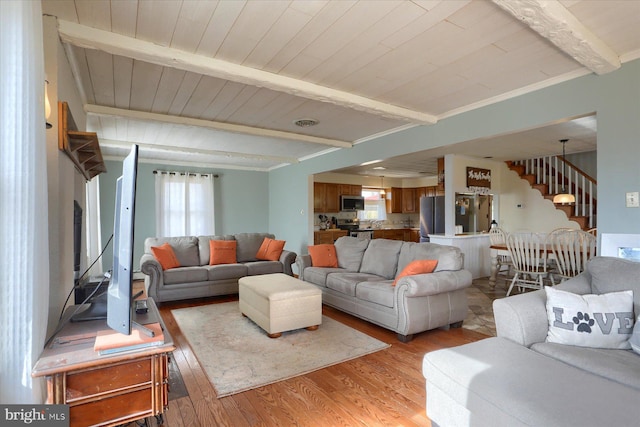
xmin=489 ymin=227 xmax=512 ymax=282
xmin=544 ymin=227 xmax=575 ymax=272
xmin=506 ymin=232 xmax=554 ymax=296
xmin=549 ymin=230 xmax=597 ymax=282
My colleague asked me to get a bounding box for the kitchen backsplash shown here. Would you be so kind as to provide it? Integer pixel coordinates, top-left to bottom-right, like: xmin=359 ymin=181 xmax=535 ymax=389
xmin=315 ymin=212 xmax=419 ymax=228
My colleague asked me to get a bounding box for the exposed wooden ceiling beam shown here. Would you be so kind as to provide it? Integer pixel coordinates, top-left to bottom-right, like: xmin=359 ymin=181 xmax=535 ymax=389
xmin=492 ymin=0 xmax=620 ymax=75
xmin=58 ymin=20 xmax=437 ymax=125
xmin=99 ymin=139 xmax=300 ymax=165
xmin=84 ymin=104 xmax=352 ymax=149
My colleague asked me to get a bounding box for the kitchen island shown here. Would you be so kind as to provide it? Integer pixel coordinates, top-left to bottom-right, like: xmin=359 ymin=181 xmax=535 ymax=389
xmin=428 ymin=233 xmax=491 ymax=279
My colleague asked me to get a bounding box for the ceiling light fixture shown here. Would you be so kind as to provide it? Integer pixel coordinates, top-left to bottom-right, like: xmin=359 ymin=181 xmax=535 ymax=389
xmin=293 ymin=118 xmax=318 ymax=127
xmin=553 ymin=139 xmax=575 ymax=204
xmin=380 ymin=176 xmax=386 ymax=197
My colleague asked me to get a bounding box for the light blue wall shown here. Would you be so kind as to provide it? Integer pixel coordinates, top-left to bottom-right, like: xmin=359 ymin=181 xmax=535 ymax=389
xmin=270 ymin=59 xmax=640 ymax=255
xmin=566 ymin=151 xmax=596 ymax=179
xmin=100 ymin=161 xmax=269 ymax=272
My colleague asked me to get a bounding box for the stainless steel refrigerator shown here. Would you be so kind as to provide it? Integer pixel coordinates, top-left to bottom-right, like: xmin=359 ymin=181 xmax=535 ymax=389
xmin=419 ymin=196 xmax=445 ymax=242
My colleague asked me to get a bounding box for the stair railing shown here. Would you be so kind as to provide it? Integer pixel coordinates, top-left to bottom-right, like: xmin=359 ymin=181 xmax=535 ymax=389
xmin=514 ymin=156 xmax=597 ymax=228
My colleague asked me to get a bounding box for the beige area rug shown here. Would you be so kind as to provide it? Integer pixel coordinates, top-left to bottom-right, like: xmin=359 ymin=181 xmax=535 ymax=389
xmin=171 ymin=302 xmax=390 ymax=398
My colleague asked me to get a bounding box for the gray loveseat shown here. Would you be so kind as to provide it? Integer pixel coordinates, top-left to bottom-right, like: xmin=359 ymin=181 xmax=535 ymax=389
xmin=140 ymin=233 xmax=296 ymax=303
xmin=422 ymin=256 xmax=640 ymax=426
xmin=296 ymin=236 xmax=472 ymax=342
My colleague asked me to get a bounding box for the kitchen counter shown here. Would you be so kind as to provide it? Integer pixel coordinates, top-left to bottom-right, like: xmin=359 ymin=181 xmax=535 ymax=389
xmin=428 ymin=232 xmax=490 ymax=238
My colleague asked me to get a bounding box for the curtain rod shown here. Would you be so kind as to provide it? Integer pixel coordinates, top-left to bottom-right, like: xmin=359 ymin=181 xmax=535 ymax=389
xmin=153 ymin=170 xmax=219 ymax=178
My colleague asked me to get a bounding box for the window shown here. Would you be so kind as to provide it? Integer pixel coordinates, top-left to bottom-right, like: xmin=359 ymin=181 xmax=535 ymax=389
xmin=155 ymin=172 xmax=215 ymax=237
xmin=358 ymin=189 xmax=387 ymax=221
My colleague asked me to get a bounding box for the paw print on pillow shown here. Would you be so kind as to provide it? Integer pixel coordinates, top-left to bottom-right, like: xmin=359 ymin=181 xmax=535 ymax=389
xmin=572 ymin=312 xmax=595 ymax=333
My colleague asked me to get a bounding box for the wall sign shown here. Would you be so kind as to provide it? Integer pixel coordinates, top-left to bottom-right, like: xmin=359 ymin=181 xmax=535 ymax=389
xmin=467 ymin=167 xmax=491 ymax=188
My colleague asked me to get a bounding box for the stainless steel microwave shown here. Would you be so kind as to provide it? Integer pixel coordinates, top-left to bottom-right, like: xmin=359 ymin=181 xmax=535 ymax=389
xmin=340 ymin=195 xmax=365 ymax=211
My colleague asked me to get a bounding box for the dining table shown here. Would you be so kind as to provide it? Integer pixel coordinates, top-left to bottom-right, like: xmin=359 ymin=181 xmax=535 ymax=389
xmin=488 ymin=243 xmax=555 ymax=286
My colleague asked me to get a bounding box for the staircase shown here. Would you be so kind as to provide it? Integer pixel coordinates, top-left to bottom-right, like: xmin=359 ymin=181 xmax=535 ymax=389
xmin=507 ymin=156 xmax=597 ymax=230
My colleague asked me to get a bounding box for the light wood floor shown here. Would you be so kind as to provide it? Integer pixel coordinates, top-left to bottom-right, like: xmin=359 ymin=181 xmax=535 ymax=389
xmin=133 ymin=294 xmax=488 ymax=427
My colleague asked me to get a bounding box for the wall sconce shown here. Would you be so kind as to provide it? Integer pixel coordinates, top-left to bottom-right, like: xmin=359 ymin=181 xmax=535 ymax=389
xmin=45 ymin=79 xmax=52 ymax=129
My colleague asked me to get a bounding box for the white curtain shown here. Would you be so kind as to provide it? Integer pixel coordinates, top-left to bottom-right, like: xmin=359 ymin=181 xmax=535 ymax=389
xmin=155 ymin=172 xmax=215 ymax=237
xmin=85 ymin=176 xmax=103 ymax=276
xmin=0 ymin=0 xmax=49 ymax=403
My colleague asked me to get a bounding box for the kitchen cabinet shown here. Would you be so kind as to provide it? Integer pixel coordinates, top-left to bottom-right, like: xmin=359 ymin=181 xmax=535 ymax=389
xmin=387 ymin=187 xmax=403 ymax=213
xmin=416 ymin=187 xmax=427 ymax=200
xmin=402 ymin=188 xmax=417 ymax=213
xmin=314 ymin=182 xmax=340 ymax=213
xmin=372 ymin=229 xmax=410 ymax=241
xmin=339 ymin=184 xmax=362 ymax=196
xmin=386 ymin=229 xmax=405 ymax=240
xmin=314 ymin=229 xmax=348 ymax=244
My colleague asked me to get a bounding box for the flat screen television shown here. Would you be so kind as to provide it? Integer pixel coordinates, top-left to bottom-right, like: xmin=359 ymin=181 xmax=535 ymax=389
xmin=71 ymin=144 xmax=142 ymax=336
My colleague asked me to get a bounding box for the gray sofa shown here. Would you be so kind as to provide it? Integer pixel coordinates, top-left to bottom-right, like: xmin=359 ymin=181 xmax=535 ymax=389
xmin=296 ymin=236 xmax=472 ymax=342
xmin=422 ymin=256 xmax=640 ymax=426
xmin=140 ymin=233 xmax=296 ymax=303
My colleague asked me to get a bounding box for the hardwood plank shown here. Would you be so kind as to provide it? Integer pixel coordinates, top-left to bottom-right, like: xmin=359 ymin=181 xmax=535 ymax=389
xmin=218 ymin=395 xmax=253 ymax=427
xmin=176 ymin=394 xmax=201 ymax=427
xmin=164 ymin=399 xmax=185 ymax=427
xmin=192 ymin=396 xmax=234 ymax=427
xmin=154 ymin=294 xmax=484 ymax=426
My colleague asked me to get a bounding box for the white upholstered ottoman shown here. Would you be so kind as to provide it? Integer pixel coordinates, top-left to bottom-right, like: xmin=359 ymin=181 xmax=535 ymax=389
xmin=238 ymin=273 xmax=322 ymax=338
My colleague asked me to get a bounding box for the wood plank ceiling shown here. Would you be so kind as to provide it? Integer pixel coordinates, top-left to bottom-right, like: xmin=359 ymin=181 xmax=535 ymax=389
xmin=42 ymin=0 xmax=640 ymax=176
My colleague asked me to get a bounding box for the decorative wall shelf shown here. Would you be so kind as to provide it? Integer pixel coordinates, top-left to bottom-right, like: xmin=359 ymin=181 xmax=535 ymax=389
xmin=58 ymin=101 xmax=106 ymax=180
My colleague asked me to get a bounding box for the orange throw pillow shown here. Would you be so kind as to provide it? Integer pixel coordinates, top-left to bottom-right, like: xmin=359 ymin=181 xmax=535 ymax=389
xmin=209 ymin=240 xmax=237 ymax=265
xmin=393 ymin=259 xmax=438 ymax=286
xmin=256 ymin=237 xmax=286 ymax=261
xmin=150 ymin=243 xmax=181 ymax=270
xmin=308 ymin=244 xmax=338 ymax=268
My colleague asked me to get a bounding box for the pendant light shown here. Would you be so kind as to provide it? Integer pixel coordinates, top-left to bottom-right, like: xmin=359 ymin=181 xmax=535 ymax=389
xmin=379 ymin=176 xmax=386 ymax=198
xmin=553 ymin=139 xmax=575 ymax=204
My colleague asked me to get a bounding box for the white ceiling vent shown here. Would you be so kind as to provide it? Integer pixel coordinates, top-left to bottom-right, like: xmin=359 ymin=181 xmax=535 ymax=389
xmin=293 ymin=118 xmax=319 ymax=127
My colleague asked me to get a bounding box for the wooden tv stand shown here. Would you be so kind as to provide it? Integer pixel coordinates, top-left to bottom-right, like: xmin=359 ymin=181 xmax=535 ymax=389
xmin=32 ymin=298 xmax=175 ymax=427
